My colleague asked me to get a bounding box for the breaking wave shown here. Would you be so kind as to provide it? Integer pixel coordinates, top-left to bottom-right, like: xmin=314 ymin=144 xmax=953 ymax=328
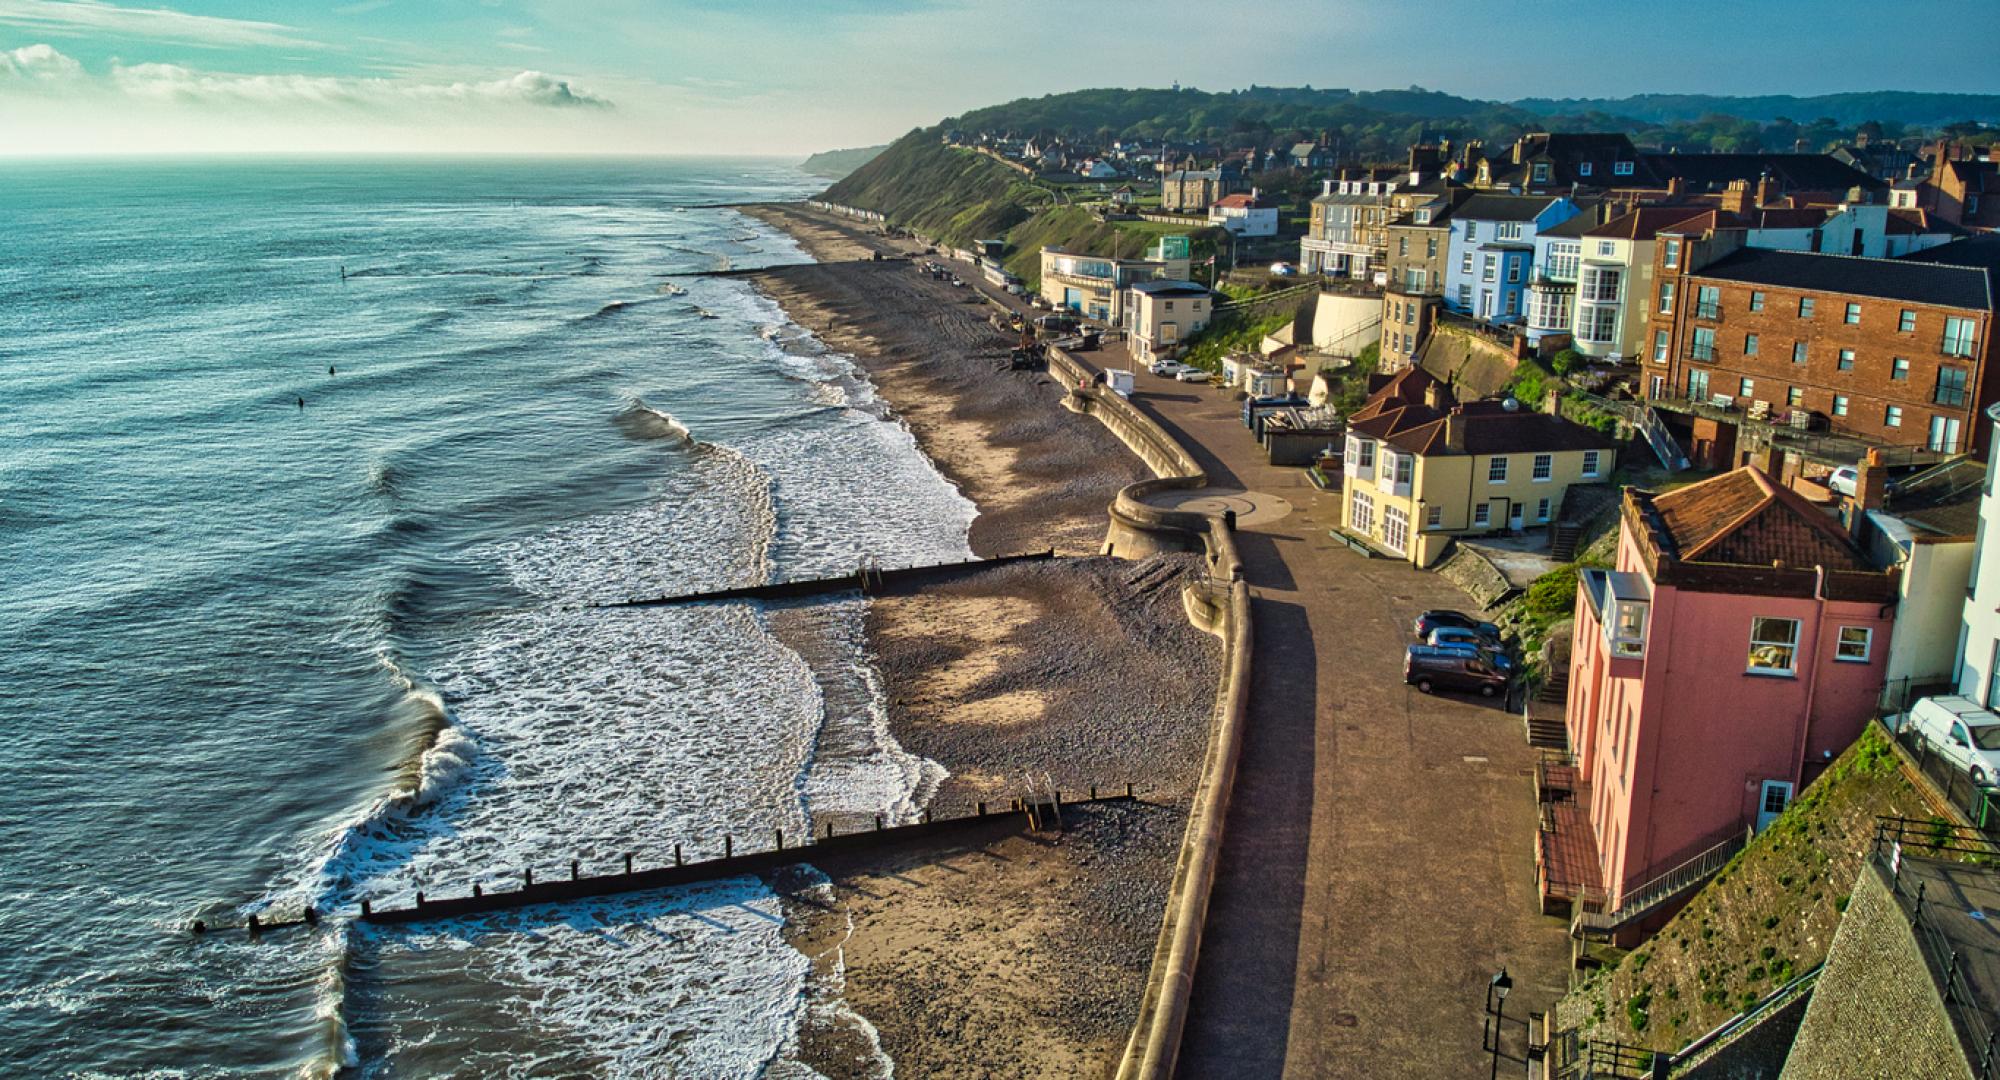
xmin=612 ymin=396 xmax=696 ymax=445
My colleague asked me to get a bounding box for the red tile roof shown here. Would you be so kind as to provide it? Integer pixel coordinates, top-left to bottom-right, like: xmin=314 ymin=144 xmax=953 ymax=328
xmin=1641 ymin=467 xmax=1869 ymax=569
xmin=1211 ymin=193 xmax=1272 ymax=209
xmin=1346 ymin=372 xmax=1616 ymax=457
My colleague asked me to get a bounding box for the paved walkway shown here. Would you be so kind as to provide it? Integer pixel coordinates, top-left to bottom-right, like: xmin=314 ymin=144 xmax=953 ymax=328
xmin=1096 ymin=344 xmax=1569 ymax=1078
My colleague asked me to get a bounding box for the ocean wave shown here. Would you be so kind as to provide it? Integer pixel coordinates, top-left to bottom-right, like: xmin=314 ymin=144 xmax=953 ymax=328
xmin=365 ymin=458 xmax=398 ymax=499
xmin=611 ymin=396 xmax=695 ymax=445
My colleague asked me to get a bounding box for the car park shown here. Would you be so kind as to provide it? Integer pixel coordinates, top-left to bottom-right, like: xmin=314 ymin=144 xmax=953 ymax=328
xmin=1404 ymin=645 xmax=1509 ymax=697
xmin=1414 ymin=610 xmax=1501 ymax=641
xmin=1901 ymin=695 xmax=2000 ymax=785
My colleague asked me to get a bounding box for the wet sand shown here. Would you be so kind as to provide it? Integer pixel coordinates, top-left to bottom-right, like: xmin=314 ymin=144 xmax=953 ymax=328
xmin=740 ymin=203 xmax=1220 ymax=1077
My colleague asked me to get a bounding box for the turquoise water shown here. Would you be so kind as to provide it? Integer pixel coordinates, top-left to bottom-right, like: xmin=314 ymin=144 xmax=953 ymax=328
xmin=0 ymin=159 xmax=973 ymax=1076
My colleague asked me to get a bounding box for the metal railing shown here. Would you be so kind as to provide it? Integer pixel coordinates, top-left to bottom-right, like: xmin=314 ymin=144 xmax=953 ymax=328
xmin=1684 ymin=343 xmax=1716 ymax=362
xmin=1879 ymin=719 xmax=2000 ymax=834
xmin=1872 ymin=834 xmax=2000 ymax=1078
xmin=1574 ymin=827 xmax=1748 ymax=938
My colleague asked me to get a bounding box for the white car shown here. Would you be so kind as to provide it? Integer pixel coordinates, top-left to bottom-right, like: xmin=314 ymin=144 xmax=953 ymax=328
xmin=1826 ymin=465 xmax=1898 ymax=498
xmin=1175 ymin=367 xmax=1212 ymax=383
xmin=1904 ymin=695 xmax=2000 ymax=786
xmin=1150 ymin=360 xmax=1185 ymax=376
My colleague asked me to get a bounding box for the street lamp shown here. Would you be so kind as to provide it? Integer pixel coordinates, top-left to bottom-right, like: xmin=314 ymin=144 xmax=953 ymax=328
xmin=1485 ymin=967 xmax=1513 ymax=1080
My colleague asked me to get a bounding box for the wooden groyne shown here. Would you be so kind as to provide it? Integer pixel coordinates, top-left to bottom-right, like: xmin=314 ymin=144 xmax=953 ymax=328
xmin=595 ymin=550 xmax=1055 ymax=609
xmin=190 ymin=785 xmax=1138 ymax=935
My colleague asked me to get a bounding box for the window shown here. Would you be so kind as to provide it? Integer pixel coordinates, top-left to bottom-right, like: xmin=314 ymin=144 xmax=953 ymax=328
xmin=1507 ymin=259 xmax=1521 ymax=284
xmin=1658 ymin=282 xmax=1675 ymax=314
xmin=1739 ymin=377 xmax=1755 ymax=398
xmin=1597 ymin=240 xmax=1617 ymax=257
xmin=1833 ymin=395 xmax=1849 ymax=417
xmin=1382 ymin=505 xmax=1409 ymax=554
xmin=1579 ymin=162 xmax=1594 ymax=177
xmin=1426 ymin=505 xmax=1443 ymax=529
xmin=1936 ymin=366 xmax=1970 ymax=407
xmin=1886 ymin=405 xmax=1903 ymax=427
xmin=1427 ymin=237 xmax=1437 ymax=258
xmin=1838 ymin=348 xmax=1855 ymax=371
xmin=1931 ymin=416 xmax=1964 ymax=453
xmin=1749 ymin=290 xmax=1766 ymax=312
xmin=1691 ymin=326 xmax=1716 ymax=360
xmin=1394 ymin=453 xmax=1414 ymax=486
xmin=1458 ymin=284 xmax=1472 ymax=308
xmin=1462 ymin=252 xmax=1474 ymax=274
xmin=1349 ymin=490 xmax=1375 ymax=533
xmin=1652 ymin=330 xmax=1669 ymax=363
xmin=1609 ymin=599 xmax=1648 ymax=658
xmin=1613 ymin=160 xmax=1635 ymax=176
xmin=1482 ymin=255 xmax=1497 ymax=282
xmin=1164 ymin=300 xmax=1175 ymax=312
xmin=1944 ymin=316 xmax=1976 ymax=358
xmin=1488 ymin=457 xmax=1509 ymax=483
xmin=1788 ymin=386 xmax=1804 ymax=408
xmin=1465 ymin=223 xmax=1478 ymax=242
xmin=1500 ymin=223 xmax=1524 ymax=241
xmin=1688 ymin=369 xmax=1710 ymax=399
xmin=1744 ymin=333 xmax=1759 ymax=356
xmin=1581 ymin=305 xmax=1618 ymax=343
xmin=1793 ymin=342 xmax=1808 ymax=364
xmin=1798 ymin=297 xmax=1815 ymax=318
xmin=1506 ymin=290 xmax=1520 ymax=316
xmin=1355 ymin=439 xmax=1376 ymax=475
xmin=1473 ymin=502 xmax=1492 ymax=527
xmin=1533 ymin=454 xmax=1553 ymax=481
xmin=1582 ymin=450 xmax=1601 ymax=478
xmin=1892 ymin=356 xmax=1910 ymax=381
xmin=1900 ymin=309 xmax=1917 ymax=333
xmin=1835 ymin=626 xmax=1872 ymax=662
xmin=1748 ymin=616 xmax=1801 ymax=675
xmin=1662 ymin=238 xmax=1680 ymax=268
xmin=1536 ymin=497 xmax=1552 ymax=521
xmin=1695 ymin=285 xmax=1720 ymax=318
xmin=1584 ymin=267 xmax=1622 ymax=303
xmin=1844 ymin=302 xmax=1862 ymax=325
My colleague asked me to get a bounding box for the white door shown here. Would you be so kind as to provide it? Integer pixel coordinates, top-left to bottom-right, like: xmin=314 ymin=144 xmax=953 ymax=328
xmin=1756 ymin=780 xmax=1793 ymax=832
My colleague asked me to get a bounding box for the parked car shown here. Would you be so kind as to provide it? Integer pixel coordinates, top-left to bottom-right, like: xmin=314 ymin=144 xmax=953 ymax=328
xmin=1405 ymin=645 xmax=1509 ymax=697
xmin=1413 ymin=610 xmax=1501 ymax=641
xmin=1270 ymin=262 xmax=1298 ymax=277
xmin=1429 ymin=626 xmax=1509 ymax=657
xmin=1426 ymin=639 xmax=1515 ymax=673
xmin=1149 ymin=360 xmax=1185 ymax=376
xmin=1826 ymin=465 xmax=1899 ymax=498
xmin=1903 ymin=695 xmax=2000 ymax=785
xmin=1175 ymin=366 xmax=1212 ymax=383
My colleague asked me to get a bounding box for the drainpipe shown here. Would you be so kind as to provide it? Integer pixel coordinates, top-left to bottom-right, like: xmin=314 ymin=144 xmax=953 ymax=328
xmin=1792 ymin=565 xmax=1830 ymax=789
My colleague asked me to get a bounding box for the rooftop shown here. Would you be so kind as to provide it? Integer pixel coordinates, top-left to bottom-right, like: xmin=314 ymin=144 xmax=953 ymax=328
xmin=1455 ymin=193 xmax=1568 ymax=223
xmin=1690 ymin=245 xmax=1996 ymax=311
xmin=1638 ymin=467 xmax=1869 ymax=570
xmin=1584 ymin=205 xmax=1712 ymax=241
xmin=1637 ymin=152 xmax=1884 ymax=194
xmin=1128 ymin=279 xmax=1211 ymax=297
xmin=1879 ymin=455 xmax=1988 ymax=538
xmin=1346 ymin=370 xmax=1617 ymax=457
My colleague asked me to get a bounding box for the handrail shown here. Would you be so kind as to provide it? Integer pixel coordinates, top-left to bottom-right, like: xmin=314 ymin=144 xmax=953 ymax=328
xmin=1576 ymin=827 xmax=1747 ymax=933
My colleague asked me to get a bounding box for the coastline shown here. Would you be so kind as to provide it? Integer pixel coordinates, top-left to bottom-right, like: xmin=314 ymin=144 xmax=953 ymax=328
xmin=738 ymin=201 xmax=1221 ymax=1077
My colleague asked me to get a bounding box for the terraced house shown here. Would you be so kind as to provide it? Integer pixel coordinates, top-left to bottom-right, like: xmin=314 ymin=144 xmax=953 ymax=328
xmin=1443 ymin=194 xmax=1583 ymax=325
xmin=1339 ymin=368 xmax=1616 ymax=566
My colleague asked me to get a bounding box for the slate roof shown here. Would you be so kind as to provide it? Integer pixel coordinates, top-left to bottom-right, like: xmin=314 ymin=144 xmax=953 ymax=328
xmin=1640 ymin=467 xmax=1868 ymax=569
xmin=1542 ymin=214 xmax=1603 ymax=239
xmin=1637 ymin=153 xmax=1885 ymax=194
xmin=1585 ymin=206 xmax=1713 ymax=240
xmin=1128 ymin=279 xmax=1210 ymax=297
xmin=1455 ymin=193 xmax=1563 ymax=223
xmin=1882 ymin=456 xmax=1987 ymax=538
xmin=1690 ymin=246 xmax=1995 ymax=310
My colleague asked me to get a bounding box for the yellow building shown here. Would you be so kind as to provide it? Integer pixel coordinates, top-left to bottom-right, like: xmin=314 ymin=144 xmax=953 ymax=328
xmin=1339 ymin=368 xmax=1618 ymax=566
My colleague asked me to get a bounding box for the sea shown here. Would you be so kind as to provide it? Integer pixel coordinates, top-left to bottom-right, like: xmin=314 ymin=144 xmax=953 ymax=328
xmin=0 ymin=158 xmax=977 ymax=1077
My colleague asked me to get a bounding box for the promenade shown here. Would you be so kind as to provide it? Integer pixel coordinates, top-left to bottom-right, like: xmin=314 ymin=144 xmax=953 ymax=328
xmin=1071 ymin=337 xmax=1571 ymax=1077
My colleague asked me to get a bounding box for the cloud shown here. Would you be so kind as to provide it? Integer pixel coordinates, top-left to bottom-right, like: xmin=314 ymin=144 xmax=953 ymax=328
xmin=106 ymin=62 xmax=612 ymax=108
xmin=0 ymin=0 xmax=314 ymax=49
xmin=1 ymin=41 xmax=79 ymax=77
xmin=0 ymin=45 xmax=610 ymax=109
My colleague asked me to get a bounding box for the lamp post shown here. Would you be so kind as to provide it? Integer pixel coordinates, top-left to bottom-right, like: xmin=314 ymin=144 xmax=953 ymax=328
xmin=1485 ymin=967 xmax=1513 ymax=1080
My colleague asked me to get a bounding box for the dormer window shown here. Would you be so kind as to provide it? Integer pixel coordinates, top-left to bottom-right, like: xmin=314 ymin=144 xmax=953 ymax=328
xmin=1613 ymin=161 xmax=1635 ymax=176
xmin=1579 ymin=162 xmax=1594 ymax=177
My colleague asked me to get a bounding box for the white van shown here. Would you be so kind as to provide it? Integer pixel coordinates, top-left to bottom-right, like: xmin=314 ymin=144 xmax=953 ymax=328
xmin=1902 ymin=695 xmax=2000 ymax=786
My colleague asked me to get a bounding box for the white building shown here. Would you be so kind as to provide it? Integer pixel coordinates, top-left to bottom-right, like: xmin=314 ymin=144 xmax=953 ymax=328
xmin=1208 ymin=192 xmax=1278 ymax=237
xmin=1958 ymin=402 xmax=2000 ymax=706
xmin=1124 ymin=280 xmax=1212 ymax=364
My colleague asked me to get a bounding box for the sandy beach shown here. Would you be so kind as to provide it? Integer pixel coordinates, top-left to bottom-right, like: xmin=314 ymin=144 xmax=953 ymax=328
xmin=742 ymin=203 xmax=1220 ymax=1077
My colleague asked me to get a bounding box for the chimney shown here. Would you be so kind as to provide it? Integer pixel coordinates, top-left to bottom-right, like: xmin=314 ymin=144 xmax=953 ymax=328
xmin=1423 ymin=379 xmax=1448 ymax=410
xmin=1855 ymin=448 xmax=1889 ymax=515
xmin=1755 ymin=174 xmax=1778 ymax=209
xmin=1544 ymin=387 xmax=1563 ymax=415
xmin=1721 ymin=179 xmax=1752 ymax=215
xmin=1513 ymin=333 xmax=1529 ymax=359
xmin=1667 ymin=176 xmax=1686 ymax=199
xmin=1445 ymin=406 xmax=1467 ymax=453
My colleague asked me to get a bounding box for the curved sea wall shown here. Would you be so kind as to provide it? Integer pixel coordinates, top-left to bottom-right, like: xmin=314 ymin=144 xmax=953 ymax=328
xmin=1043 ymin=346 xmax=1254 ymax=1080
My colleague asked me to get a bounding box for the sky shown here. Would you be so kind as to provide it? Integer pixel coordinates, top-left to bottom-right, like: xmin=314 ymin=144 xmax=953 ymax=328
xmin=1 ymin=0 xmax=1997 ymax=157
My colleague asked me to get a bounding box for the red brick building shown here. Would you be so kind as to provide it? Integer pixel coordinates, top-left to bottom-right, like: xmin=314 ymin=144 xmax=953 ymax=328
xmin=1647 ymin=235 xmax=2000 ymax=461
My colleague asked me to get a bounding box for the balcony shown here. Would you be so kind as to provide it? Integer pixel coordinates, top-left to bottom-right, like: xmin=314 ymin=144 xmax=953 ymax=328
xmin=1685 ymin=343 xmax=1717 ymax=363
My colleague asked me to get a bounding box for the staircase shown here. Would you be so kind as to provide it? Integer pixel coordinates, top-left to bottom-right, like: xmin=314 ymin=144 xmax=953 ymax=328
xmin=1572 ymin=828 xmax=1749 ymax=940
xmin=1549 ymin=521 xmax=1584 ymax=561
xmin=1631 ymin=402 xmax=1689 ymax=473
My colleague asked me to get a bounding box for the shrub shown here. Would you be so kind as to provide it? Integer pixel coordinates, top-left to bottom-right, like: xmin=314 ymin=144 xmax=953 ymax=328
xmin=1551 ymin=348 xmax=1582 ymax=376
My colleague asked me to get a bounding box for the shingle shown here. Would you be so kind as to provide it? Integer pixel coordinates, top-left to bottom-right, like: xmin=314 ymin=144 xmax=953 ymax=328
xmin=1642 ymin=468 xmax=1869 ymax=569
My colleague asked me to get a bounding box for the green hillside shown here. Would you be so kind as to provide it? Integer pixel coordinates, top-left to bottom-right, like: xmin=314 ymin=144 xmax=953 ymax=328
xmin=1514 ymin=91 xmax=2000 ymax=128
xmin=798 ymin=144 xmax=887 ymax=180
xmin=820 ymin=131 xmax=1051 ymax=248
xmin=1555 ymin=725 xmax=1945 ymax=1053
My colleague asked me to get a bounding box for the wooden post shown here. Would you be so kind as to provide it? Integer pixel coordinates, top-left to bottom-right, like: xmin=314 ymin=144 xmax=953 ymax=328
xmin=775 ymin=827 xmax=785 ymax=851
xmin=570 ymin=859 xmax=580 ymax=881
xmin=725 ymin=835 xmax=734 ymax=859
xmin=874 ymin=814 xmax=884 ymax=831
xmin=625 ymin=853 xmax=635 ymax=875
xmin=1126 ymin=782 xmax=1134 ymax=798
xmin=1090 ymin=785 xmax=1098 ymax=800
xmin=416 ymin=891 xmax=426 ymax=909
xmin=361 ymin=900 xmax=372 ymax=918
xmin=524 ymin=867 xmax=534 ymax=888
xmin=923 ymin=808 xmax=932 ymax=824
xmin=304 ymin=907 xmax=319 ymax=927
xmin=192 ymin=920 xmax=206 ymax=934
xmin=824 ymin=822 xmax=835 ymax=840
xmin=248 ymin=914 xmax=261 ymax=933
xmin=473 ymin=883 xmax=483 ymax=898
xmin=674 ymin=843 xmax=683 ymax=867
xmin=978 ymin=801 xmax=987 ymax=816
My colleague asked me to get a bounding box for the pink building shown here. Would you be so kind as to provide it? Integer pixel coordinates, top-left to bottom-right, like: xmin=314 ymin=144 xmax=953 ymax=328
xmin=1542 ymin=467 xmax=1899 ymax=930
